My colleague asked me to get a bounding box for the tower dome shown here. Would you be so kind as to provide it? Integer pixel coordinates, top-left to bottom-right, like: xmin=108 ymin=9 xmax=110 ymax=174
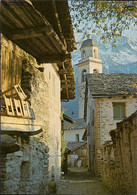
xmin=80 ymin=34 xmax=98 ymax=59
xmin=81 ymin=35 xmax=98 ymax=49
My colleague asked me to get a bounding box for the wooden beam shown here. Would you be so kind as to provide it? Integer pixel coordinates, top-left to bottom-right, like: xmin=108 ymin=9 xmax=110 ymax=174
xmin=61 ymin=80 xmax=70 ymax=84
xmin=10 ymin=26 xmax=52 ymax=40
xmin=68 ymin=89 xmax=75 ymax=92
xmin=52 ymin=0 xmax=67 ymax=49
xmin=59 ymin=70 xmax=74 ymax=74
xmin=61 ymin=84 xmax=71 ymax=88
xmin=1 ymin=1 xmax=67 ymax=54
xmin=66 ymin=76 xmax=74 ymax=78
xmin=61 ymin=93 xmax=75 ymax=99
xmin=38 ymin=53 xmax=71 ymax=63
xmin=59 ymin=69 xmax=67 ymax=74
xmin=62 ymin=62 xmax=69 ymax=100
xmin=63 ymin=114 xmax=74 ymax=123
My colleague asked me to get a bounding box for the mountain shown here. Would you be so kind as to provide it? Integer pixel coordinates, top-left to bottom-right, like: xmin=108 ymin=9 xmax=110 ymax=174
xmin=62 ymin=26 xmax=137 ymax=119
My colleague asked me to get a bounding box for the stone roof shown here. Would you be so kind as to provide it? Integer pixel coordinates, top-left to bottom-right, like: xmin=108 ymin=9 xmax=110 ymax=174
xmin=73 ymin=118 xmax=86 ymax=129
xmin=64 ymin=118 xmax=86 ymax=130
xmin=81 ymin=39 xmax=98 ymax=48
xmin=66 ymin=141 xmax=87 ymax=152
xmin=86 ymin=73 xmax=137 ymax=96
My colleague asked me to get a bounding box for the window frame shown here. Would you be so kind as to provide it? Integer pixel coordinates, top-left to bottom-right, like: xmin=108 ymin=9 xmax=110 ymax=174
xmin=82 ymin=50 xmax=86 ymax=58
xmin=113 ymin=102 xmax=126 ymax=120
xmin=94 ymin=49 xmax=97 ymax=58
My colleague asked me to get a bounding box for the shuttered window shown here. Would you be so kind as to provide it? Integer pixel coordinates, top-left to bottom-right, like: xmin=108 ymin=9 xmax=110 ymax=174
xmin=113 ymin=102 xmax=126 ymax=120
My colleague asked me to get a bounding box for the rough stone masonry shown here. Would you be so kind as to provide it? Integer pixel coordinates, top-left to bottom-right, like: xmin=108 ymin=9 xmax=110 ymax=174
xmin=1 ymin=35 xmax=61 ymax=194
xmin=101 ymin=111 xmax=137 ymax=194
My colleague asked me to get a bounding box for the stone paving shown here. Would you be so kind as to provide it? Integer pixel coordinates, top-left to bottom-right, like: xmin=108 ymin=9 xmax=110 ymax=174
xmin=57 ymin=168 xmax=110 ymax=195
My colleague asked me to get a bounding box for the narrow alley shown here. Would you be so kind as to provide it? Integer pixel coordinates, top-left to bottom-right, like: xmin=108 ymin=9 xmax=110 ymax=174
xmin=57 ymin=168 xmax=110 ymax=195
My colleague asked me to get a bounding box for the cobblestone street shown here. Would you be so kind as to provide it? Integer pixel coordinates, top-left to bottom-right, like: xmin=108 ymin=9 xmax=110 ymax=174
xmin=57 ymin=168 xmax=110 ymax=195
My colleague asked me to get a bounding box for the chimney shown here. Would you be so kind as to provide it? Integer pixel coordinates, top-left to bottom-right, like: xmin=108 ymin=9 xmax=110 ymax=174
xmin=87 ymin=34 xmax=91 ymax=39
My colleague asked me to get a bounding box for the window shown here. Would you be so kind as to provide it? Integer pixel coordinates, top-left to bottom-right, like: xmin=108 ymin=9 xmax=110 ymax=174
xmin=94 ymin=49 xmax=97 ymax=58
xmin=113 ymin=102 xmax=126 ymax=120
xmin=81 ymin=69 xmax=87 ymax=82
xmin=93 ymin=69 xmax=99 ymax=73
xmin=82 ymin=50 xmax=86 ymax=58
xmin=76 ymin=134 xmax=79 ymax=142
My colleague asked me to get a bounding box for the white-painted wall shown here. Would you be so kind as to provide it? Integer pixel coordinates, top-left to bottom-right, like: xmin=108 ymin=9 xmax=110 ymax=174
xmin=77 ymin=43 xmax=102 ymax=119
xmin=64 ymin=128 xmax=85 ymax=142
xmin=81 ymin=46 xmax=99 ymax=59
xmin=44 ymin=64 xmax=61 ymax=181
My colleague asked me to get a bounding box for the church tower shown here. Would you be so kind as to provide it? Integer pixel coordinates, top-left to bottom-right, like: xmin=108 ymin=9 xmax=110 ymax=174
xmin=77 ymin=34 xmax=103 ymax=119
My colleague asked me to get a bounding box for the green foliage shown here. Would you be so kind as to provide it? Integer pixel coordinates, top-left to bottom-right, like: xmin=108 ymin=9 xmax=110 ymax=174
xmin=70 ymin=1 xmax=137 ymax=46
xmin=64 ymin=123 xmax=75 ymax=130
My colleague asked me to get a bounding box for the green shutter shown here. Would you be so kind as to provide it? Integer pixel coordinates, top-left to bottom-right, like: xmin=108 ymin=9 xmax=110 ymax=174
xmin=120 ymin=103 xmax=125 ymax=119
xmin=113 ymin=103 xmax=125 ymax=120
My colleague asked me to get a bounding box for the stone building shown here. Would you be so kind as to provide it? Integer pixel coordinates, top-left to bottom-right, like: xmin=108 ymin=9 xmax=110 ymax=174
xmin=67 ymin=142 xmax=87 ymax=167
xmin=84 ymin=73 xmax=137 ymax=176
xmin=1 ymin=1 xmax=76 ymax=194
xmin=64 ymin=119 xmax=87 ymax=168
xmin=64 ymin=118 xmax=86 ymax=142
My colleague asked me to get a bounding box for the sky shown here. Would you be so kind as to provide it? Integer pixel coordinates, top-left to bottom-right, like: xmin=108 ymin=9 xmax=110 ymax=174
xmin=62 ymin=2 xmax=137 ymax=119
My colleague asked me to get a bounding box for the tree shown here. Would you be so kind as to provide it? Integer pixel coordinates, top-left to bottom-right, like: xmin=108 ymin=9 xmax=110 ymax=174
xmin=70 ymin=1 xmax=137 ymax=47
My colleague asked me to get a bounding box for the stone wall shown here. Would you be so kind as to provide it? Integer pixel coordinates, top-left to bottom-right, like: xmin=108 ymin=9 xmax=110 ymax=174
xmin=101 ymin=111 xmax=137 ymax=194
xmin=78 ymin=82 xmax=87 ymax=119
xmin=87 ymin=96 xmax=137 ymax=177
xmin=94 ymin=102 xmax=102 ymax=176
xmin=68 ymin=144 xmax=88 ymax=167
xmin=1 ymin=137 xmax=50 ymax=194
xmin=1 ymin=35 xmax=61 ymax=194
xmin=98 ymin=97 xmax=137 ymax=144
xmin=87 ymin=100 xmax=102 ymax=176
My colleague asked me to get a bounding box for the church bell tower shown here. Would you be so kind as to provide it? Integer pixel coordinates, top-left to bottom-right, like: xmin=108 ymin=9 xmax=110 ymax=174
xmin=77 ymin=34 xmax=103 ymax=119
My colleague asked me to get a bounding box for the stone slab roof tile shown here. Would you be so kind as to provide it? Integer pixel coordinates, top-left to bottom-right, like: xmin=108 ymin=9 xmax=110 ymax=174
xmin=86 ymin=73 xmax=137 ymax=96
xmin=66 ymin=141 xmax=86 ymax=152
xmin=64 ymin=118 xmax=86 ymax=130
xmin=73 ymin=118 xmax=86 ymax=129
